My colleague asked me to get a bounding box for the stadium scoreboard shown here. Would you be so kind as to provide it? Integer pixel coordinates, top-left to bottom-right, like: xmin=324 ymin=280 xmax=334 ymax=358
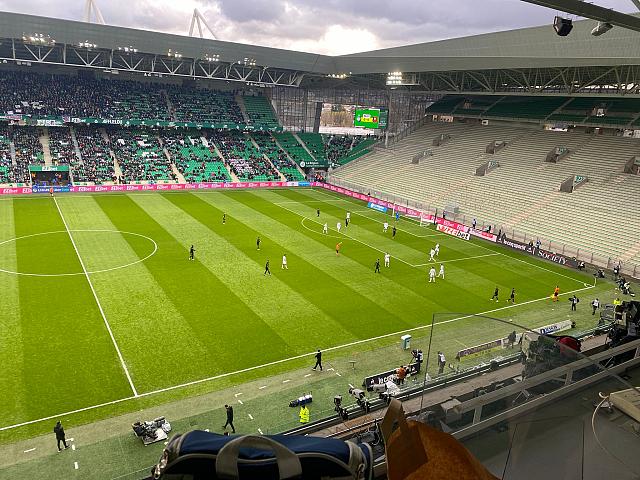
xmin=354 ymin=107 xmax=388 ymax=129
xmin=29 ymin=165 xmax=71 ymax=193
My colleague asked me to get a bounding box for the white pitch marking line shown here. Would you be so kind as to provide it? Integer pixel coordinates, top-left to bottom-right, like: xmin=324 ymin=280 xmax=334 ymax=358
xmin=327 ymin=368 xmax=335 ymax=371
xmin=0 ymin=282 xmax=596 ymax=433
xmin=276 ymin=202 xmax=417 ymax=267
xmin=348 ymin=384 xmax=355 ymax=389
xmin=74 ymin=462 xmax=79 ymax=470
xmin=248 ymin=414 xmax=254 ymax=420
xmin=351 ymin=211 xmax=445 ymax=238
xmin=282 ymin=379 xmax=291 ymax=384
xmin=335 ymin=372 xmax=342 ymax=377
xmin=237 ymin=399 xmax=244 ymax=405
xmin=234 ymin=392 xmax=243 ymax=397
xmin=304 ymin=373 xmax=312 ymax=378
xmin=23 ymin=448 xmax=35 ymax=453
xmin=412 ymin=253 xmax=500 ymax=267
xmin=274 ymin=199 xmax=351 ymax=205
xmin=311 ymin=187 xmax=590 ymax=286
xmin=53 ymin=197 xmax=138 ymax=397
xmin=71 ymin=444 xmax=76 ymax=451
xmin=258 ymin=385 xmax=267 ymax=390
xmin=0 ymin=229 xmax=158 ymax=277
xmin=453 ymin=339 xmax=469 ymax=348
xmin=258 ymin=428 xmax=263 ymax=434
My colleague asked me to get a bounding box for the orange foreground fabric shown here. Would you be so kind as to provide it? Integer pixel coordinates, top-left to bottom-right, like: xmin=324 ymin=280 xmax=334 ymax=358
xmin=381 ymin=399 xmax=499 ymax=480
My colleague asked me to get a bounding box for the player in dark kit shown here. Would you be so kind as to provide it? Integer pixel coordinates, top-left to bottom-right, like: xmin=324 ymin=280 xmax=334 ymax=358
xmin=374 ymin=258 xmax=381 ymax=273
xmin=189 ymin=245 xmax=195 ymax=261
xmin=317 ymin=208 xmax=320 ymax=217
xmin=312 ymin=349 xmax=323 ymax=371
xmin=490 ymin=286 xmax=499 ymax=302
xmin=256 ymin=236 xmax=261 ymax=250
xmin=392 ymin=226 xmax=397 ymax=239
xmin=222 ymin=213 xmax=226 ymax=224
xmin=264 ymin=259 xmax=271 ymax=276
xmin=508 ymin=288 xmax=516 ymax=303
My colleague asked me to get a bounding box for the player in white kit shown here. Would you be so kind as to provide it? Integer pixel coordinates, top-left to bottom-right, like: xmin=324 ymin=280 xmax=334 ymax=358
xmin=323 ymin=223 xmax=328 ymax=234
xmin=337 ymin=222 xmax=342 ymax=233
xmin=384 ymin=252 xmax=390 ymax=267
xmin=383 ymin=222 xmax=389 ymax=233
xmin=429 ymin=267 xmax=436 ymax=283
xmin=438 ymin=264 xmax=445 ymax=279
xmin=282 ymin=254 xmax=288 ymax=269
xmin=434 ymin=243 xmax=440 ymax=256
xmin=429 ymin=249 xmax=436 ymax=262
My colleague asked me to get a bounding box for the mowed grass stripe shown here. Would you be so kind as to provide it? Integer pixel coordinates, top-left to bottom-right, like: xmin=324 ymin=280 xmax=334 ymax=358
xmin=12 ymin=198 xmax=132 ymax=422
xmin=176 ymin=191 xmax=411 ymax=338
xmin=246 ymin=189 xmax=497 ymax=311
xmin=134 ymin=193 xmax=353 ymax=350
xmin=296 ymin=188 xmax=586 ymax=297
xmin=95 ymin=194 xmax=293 ymax=384
xmin=0 ymin=199 xmax=27 ymax=425
xmin=55 ymin=196 xmax=213 ymax=392
xmin=197 ymin=190 xmax=440 ymax=329
xmin=310 ymin=188 xmax=590 ymax=284
xmin=280 ymin=188 xmax=485 ymax=262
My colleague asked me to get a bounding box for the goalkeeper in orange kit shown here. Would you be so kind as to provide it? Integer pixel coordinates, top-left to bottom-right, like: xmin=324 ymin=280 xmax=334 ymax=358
xmin=336 ymin=242 xmax=342 ymax=256
xmin=552 ymin=285 xmax=560 ymax=302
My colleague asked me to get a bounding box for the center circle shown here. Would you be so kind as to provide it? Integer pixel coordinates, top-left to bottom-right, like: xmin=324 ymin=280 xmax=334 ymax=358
xmin=0 ymin=230 xmax=158 ymax=277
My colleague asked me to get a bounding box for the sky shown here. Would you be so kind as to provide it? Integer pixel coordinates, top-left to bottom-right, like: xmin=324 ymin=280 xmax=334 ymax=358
xmin=0 ymin=0 xmax=636 ymax=55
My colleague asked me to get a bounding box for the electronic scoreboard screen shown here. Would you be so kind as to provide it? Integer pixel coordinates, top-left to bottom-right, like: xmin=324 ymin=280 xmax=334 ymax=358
xmin=354 ymin=108 xmax=388 ymax=129
xmin=29 ymin=165 xmax=71 ymax=193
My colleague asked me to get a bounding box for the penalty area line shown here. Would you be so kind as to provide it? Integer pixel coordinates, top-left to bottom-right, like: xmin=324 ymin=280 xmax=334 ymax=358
xmin=0 ymin=282 xmax=595 ymax=433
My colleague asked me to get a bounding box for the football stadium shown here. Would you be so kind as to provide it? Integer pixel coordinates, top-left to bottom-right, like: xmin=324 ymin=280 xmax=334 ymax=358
xmin=0 ymin=2 xmax=640 ymax=479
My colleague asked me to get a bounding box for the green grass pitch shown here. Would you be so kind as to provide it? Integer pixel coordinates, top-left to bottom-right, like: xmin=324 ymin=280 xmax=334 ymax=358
xmin=0 ymin=187 xmax=599 ymax=442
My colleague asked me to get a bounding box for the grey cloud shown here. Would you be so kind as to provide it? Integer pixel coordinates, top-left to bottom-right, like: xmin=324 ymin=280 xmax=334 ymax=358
xmin=0 ymin=0 xmax=637 ymax=54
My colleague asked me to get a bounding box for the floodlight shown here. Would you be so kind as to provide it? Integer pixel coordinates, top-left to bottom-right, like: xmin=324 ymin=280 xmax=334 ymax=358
xmin=591 ymin=21 xmax=613 ymax=36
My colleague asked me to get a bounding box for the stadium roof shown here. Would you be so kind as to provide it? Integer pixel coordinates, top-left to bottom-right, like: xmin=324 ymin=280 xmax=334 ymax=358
xmin=2 ymin=10 xmax=640 ymax=76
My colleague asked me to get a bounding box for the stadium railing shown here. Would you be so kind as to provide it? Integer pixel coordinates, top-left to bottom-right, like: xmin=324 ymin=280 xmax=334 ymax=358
xmin=325 ymin=176 xmax=640 ymax=279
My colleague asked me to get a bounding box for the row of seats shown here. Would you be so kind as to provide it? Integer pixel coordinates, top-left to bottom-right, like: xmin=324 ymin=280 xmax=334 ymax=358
xmin=160 ymin=131 xmax=230 ymax=183
xmin=428 ymin=94 xmax=640 ymax=127
xmin=0 ymin=71 xmax=277 ymax=126
xmin=242 ymin=95 xmax=280 ymax=129
xmin=0 ymin=124 xmax=371 ymax=185
xmin=109 ymin=129 xmax=176 ymax=184
xmin=210 ymin=131 xmax=279 ymax=181
xmin=331 ymin=120 xmax=640 ymax=264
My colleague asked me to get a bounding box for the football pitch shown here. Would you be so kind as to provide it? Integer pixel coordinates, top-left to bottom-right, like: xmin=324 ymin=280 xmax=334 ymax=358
xmin=0 ymin=187 xmax=598 ymax=441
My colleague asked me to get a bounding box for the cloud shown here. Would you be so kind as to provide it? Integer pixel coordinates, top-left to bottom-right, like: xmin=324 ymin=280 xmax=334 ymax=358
xmin=0 ymin=0 xmax=636 ymax=54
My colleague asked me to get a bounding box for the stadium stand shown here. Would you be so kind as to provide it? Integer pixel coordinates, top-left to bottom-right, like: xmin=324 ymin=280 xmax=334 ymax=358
xmin=241 ymin=95 xmax=280 ymax=129
xmin=331 ymin=120 xmax=640 ymax=263
xmin=13 ymin=126 xmax=43 ymax=165
xmin=161 ymin=130 xmax=230 ymax=183
xmin=47 ymin=127 xmax=79 ymax=166
xmin=251 ymin=132 xmax=304 ymax=181
xmin=166 ymin=86 xmax=244 ymax=124
xmin=273 ymin=132 xmax=316 ymax=166
xmin=208 ymin=131 xmax=279 ymax=181
xmin=0 ymin=125 xmax=12 ymax=184
xmin=73 ymin=127 xmax=115 ymax=184
xmin=0 ymin=71 xmax=169 ymax=120
xmin=297 ymin=133 xmax=326 ymax=163
xmin=108 ymin=129 xmax=175 ymax=183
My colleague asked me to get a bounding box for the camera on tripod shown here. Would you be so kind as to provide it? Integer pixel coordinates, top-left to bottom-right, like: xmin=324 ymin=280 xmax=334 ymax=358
xmin=334 ymin=395 xmax=349 ymax=420
xmin=349 ymin=387 xmax=371 ymax=413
